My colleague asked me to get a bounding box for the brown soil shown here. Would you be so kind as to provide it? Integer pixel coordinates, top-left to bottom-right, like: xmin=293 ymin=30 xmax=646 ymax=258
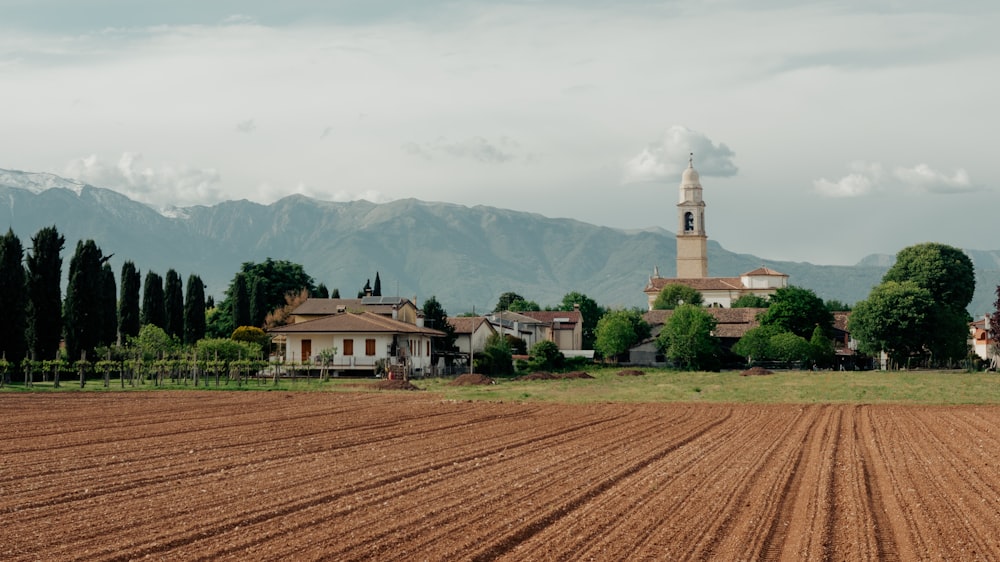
xmin=741 ymin=366 xmax=774 ymax=376
xmin=3 ymin=392 xmax=999 ymax=561
xmin=372 ymin=379 xmax=423 ymax=390
xmin=617 ymin=369 xmax=646 ymax=376
xmin=448 ymin=373 xmax=495 ymax=386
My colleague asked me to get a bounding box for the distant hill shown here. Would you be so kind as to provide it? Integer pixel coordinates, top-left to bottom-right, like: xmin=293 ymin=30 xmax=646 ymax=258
xmin=1 ymin=167 xmax=998 ymax=317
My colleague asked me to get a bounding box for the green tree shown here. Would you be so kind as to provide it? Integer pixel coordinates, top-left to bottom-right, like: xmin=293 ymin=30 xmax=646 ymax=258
xmin=164 ymin=269 xmax=184 ymax=339
xmin=525 ymin=340 xmax=564 ymax=371
xmin=881 ymin=242 xmax=975 ymax=366
xmin=65 ymin=240 xmax=106 ymax=361
xmin=197 ymin=338 xmax=262 ymax=362
xmin=232 ymin=326 xmax=270 ymax=350
xmin=652 ymin=283 xmax=704 ymax=310
xmin=732 ymin=294 xmax=770 ymax=308
xmin=809 ymin=325 xmax=835 ymax=368
xmin=477 ymin=333 xmax=513 ymax=376
xmin=769 ymin=332 xmax=813 ymax=367
xmin=141 ymin=271 xmax=165 ymax=329
xmin=422 ymin=296 xmax=458 ymax=366
xmin=883 ymin=242 xmax=974 ymax=313
xmin=314 ymin=283 xmax=330 ymax=299
xmin=594 ymin=309 xmax=649 ymax=362
xmin=555 ymin=291 xmax=604 ymax=350
xmin=494 ymin=291 xmax=525 ymax=312
xmin=118 ymin=261 xmax=141 ymax=342
xmin=990 ymin=285 xmax=1000 ymax=367
xmin=732 ymin=324 xmax=784 ymax=363
xmin=331 ymin=287 xmax=341 ymax=298
xmin=184 ymin=274 xmax=206 ymax=345
xmin=824 ymin=299 xmax=852 ymax=312
xmin=507 ymin=299 xmax=541 ymax=312
xmin=0 ymin=229 xmax=28 ymax=368
xmin=129 ymin=324 xmax=176 ymax=360
xmin=849 ymin=281 xmax=935 ymax=368
xmin=373 ymin=271 xmax=382 ymax=297
xmin=249 ymin=275 xmax=266 ymax=327
xmin=100 ymin=263 xmax=117 ymax=347
xmin=656 ymin=304 xmax=720 ymax=370
xmin=231 ymin=273 xmax=251 ymax=329
xmin=211 ymin=259 xmax=316 ymax=337
xmin=759 ymin=286 xmax=833 ymax=339
xmin=26 ymin=226 xmax=65 ymax=363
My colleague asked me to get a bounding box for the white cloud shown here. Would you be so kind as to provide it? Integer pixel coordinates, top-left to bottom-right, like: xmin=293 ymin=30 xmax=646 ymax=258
xmin=893 ymin=163 xmax=978 ymax=194
xmin=402 ymin=136 xmax=520 ymax=164
xmin=814 ymin=161 xmax=981 ymax=197
xmin=622 ymin=126 xmax=738 ymax=184
xmin=235 ymin=119 xmax=256 ymax=134
xmin=64 ymin=153 xmax=224 ymax=208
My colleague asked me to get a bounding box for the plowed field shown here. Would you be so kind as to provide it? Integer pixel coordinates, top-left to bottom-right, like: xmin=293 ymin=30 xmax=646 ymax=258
xmin=3 ymin=392 xmax=1000 ymax=561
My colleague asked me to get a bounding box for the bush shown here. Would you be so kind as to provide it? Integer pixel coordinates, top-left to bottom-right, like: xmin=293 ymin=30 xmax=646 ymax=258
xmin=525 ymin=340 xmax=564 ymax=372
xmin=197 ymin=338 xmax=263 ymax=362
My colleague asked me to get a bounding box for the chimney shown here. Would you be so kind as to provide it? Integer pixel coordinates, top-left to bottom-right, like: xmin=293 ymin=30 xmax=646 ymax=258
xmin=392 ymin=305 xmax=398 ymax=320
xmin=364 ymin=287 xmax=372 ymax=297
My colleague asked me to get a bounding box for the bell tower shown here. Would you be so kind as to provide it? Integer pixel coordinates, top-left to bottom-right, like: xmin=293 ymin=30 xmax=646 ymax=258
xmin=676 ymin=153 xmax=708 ymax=278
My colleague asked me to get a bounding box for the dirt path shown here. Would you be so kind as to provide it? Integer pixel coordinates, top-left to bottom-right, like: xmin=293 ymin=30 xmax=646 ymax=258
xmin=2 ymin=392 xmax=999 ymax=561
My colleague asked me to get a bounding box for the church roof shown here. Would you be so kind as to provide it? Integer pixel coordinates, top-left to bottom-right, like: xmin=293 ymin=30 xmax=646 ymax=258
xmin=742 ymin=267 xmax=788 ymax=277
xmin=644 ymin=276 xmax=745 ymax=294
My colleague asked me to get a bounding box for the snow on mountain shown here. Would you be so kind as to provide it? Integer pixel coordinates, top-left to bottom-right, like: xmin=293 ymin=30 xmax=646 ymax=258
xmin=0 ymin=168 xmax=86 ymax=196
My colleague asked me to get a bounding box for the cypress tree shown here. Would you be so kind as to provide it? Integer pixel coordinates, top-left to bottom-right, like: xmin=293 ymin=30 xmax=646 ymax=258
xmin=0 ymin=229 xmax=28 ymax=368
xmin=100 ymin=263 xmax=117 ymax=347
xmin=164 ymin=269 xmax=184 ymax=339
xmin=331 ymin=288 xmax=340 ymax=298
xmin=249 ymin=275 xmax=267 ymax=327
xmin=232 ymin=273 xmax=250 ymax=329
xmin=26 ymin=226 xmax=64 ymax=362
xmin=118 ymin=261 xmax=141 ymax=341
xmin=373 ymin=272 xmax=382 ymax=297
xmin=314 ymin=283 xmax=329 ymax=299
xmin=184 ymin=274 xmax=206 ymax=345
xmin=141 ymin=271 xmax=165 ymax=329
xmin=64 ymin=240 xmax=105 ymax=361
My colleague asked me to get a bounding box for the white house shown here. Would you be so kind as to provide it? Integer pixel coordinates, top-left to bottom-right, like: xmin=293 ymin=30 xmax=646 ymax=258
xmin=268 ymin=311 xmax=445 ymax=377
xmin=448 ymin=316 xmax=497 ymax=356
xmin=971 ymin=316 xmax=998 ymax=368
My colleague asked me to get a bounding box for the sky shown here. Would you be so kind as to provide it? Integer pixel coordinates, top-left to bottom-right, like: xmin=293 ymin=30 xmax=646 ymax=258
xmin=2 ymin=0 xmax=998 ymax=266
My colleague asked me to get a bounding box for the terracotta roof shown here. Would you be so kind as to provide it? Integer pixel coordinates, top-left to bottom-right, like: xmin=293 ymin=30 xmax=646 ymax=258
xmin=269 ymin=311 xmax=444 ymax=336
xmin=645 ymin=277 xmax=745 ymax=293
xmin=742 ymin=267 xmax=788 ymax=277
xmin=448 ymin=316 xmax=494 ymax=335
xmin=292 ymin=297 xmax=416 ymax=316
xmin=517 ymin=310 xmax=582 ymax=325
xmin=644 ymin=307 xmax=766 ymax=339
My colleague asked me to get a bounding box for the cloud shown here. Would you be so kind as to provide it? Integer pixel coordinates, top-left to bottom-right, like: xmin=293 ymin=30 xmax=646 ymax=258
xmin=893 ymin=163 xmax=978 ymax=194
xmin=402 ymin=136 xmax=519 ymax=163
xmin=814 ymin=161 xmax=981 ymax=197
xmin=64 ymin=153 xmax=224 ymax=208
xmin=622 ymin=126 xmax=738 ymax=184
xmin=235 ymin=119 xmax=256 ymax=133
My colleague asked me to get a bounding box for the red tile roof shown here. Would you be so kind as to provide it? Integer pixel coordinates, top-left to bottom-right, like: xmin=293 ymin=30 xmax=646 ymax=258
xmin=448 ymin=316 xmax=493 ymax=335
xmin=269 ymin=311 xmax=444 ymax=336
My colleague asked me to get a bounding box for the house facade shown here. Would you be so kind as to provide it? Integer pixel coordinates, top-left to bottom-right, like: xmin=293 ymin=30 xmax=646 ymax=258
xmin=449 ymin=316 xmax=497 ymax=356
xmin=971 ymin=316 xmax=998 ymax=368
xmin=268 ymin=311 xmax=444 ymax=377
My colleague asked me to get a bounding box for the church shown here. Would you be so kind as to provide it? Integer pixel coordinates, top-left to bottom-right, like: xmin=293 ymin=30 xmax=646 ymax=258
xmin=643 ymin=155 xmax=788 ymax=309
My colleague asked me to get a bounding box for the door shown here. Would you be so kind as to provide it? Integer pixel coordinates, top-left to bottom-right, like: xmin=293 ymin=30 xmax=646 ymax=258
xmin=301 ymin=339 xmax=312 ymax=363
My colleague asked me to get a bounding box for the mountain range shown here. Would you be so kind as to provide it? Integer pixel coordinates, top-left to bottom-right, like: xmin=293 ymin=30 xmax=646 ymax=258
xmin=1 ymin=167 xmax=998 ymax=318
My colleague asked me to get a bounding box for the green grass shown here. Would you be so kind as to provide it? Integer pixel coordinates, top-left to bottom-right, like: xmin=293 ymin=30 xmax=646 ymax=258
xmin=4 ymin=368 xmax=1000 ymax=405
xmin=411 ymin=368 xmax=1000 ymax=405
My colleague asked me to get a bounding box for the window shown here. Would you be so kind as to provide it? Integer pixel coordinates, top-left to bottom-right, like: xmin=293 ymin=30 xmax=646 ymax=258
xmin=365 ymin=339 xmax=376 ymax=356
xmin=426 ymin=341 xmax=430 ymax=356
xmin=685 ymin=212 xmax=694 ymax=232
xmin=343 ymin=339 xmax=354 ymax=356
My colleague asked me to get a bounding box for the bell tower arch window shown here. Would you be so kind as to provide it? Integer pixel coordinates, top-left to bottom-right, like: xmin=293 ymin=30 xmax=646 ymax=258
xmin=684 ymin=211 xmax=695 ymax=232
